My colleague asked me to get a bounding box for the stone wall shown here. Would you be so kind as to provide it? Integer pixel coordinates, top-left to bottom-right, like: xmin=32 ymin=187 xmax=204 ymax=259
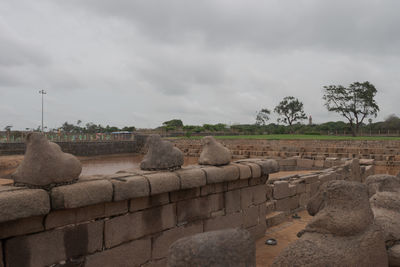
xmin=0 ymin=158 xmax=273 ymax=267
xmin=265 ymin=158 xmax=375 ymax=227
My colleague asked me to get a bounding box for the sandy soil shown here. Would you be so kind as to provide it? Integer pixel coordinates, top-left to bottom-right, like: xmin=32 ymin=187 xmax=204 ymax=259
xmin=256 ymin=210 xmax=312 ymax=266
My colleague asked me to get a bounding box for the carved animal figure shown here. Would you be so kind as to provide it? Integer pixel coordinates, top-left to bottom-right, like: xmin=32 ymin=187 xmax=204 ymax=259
xmin=140 ymin=134 xmax=183 ymax=170
xmin=198 ymin=136 xmax=231 ymax=166
xmin=12 ymin=132 xmax=82 ymax=188
xmin=273 ymin=180 xmax=388 ymax=267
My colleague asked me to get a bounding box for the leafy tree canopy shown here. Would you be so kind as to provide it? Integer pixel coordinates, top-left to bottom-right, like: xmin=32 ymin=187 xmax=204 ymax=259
xmin=274 ymin=96 xmax=307 ymax=126
xmin=255 ymin=108 xmax=271 ymax=126
xmin=323 ymin=81 xmax=379 ymax=136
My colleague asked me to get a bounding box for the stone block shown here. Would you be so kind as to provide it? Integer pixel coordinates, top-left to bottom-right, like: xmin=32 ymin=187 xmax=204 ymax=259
xmin=244 ymin=162 xmax=261 ymax=178
xmin=273 ymin=181 xmax=291 ymax=199
xmin=265 ymin=200 xmax=276 ymax=213
xmin=294 ymin=181 xmax=306 ymax=194
xmin=314 ymin=159 xmax=325 ymax=168
xmin=0 ymin=189 xmax=50 ymax=223
xmin=45 ymin=208 xmax=77 ymax=229
xmin=208 ymin=193 xmax=224 ymax=213
xmin=240 ymin=185 xmax=266 ymax=209
xmin=359 ymin=159 xmax=374 ymax=165
xmin=249 ymin=176 xmax=268 ymax=186
xmin=277 ymin=158 xmax=297 ymax=167
xmin=200 ymin=182 xmax=227 ymax=196
xmin=202 ymin=165 xmax=238 ymax=184
xmin=266 ymin=211 xmax=286 ymax=227
xmin=289 ymin=184 xmax=297 ymax=196
xmin=105 ymin=204 xmax=176 ymax=248
xmin=275 ymin=196 xmax=299 ymax=212
xmin=266 ymin=184 xmax=273 ymax=200
xmin=51 ymin=180 xmax=113 ymax=209
xmin=247 ymin=222 xmax=267 ymax=240
xmin=204 ymin=212 xmax=243 ymax=232
xmin=129 ymin=193 xmax=170 ymax=212
xmin=319 ymin=172 xmax=336 ymax=185
xmin=105 ymin=200 xmax=128 ymax=216
xmin=256 ymin=159 xmax=279 ymax=175
xmin=5 ymin=221 xmax=103 ymax=267
xmin=152 ymin=222 xmax=203 ymax=259
xmin=303 ymin=174 xmax=319 ymax=184
xmin=221 ymin=164 xmax=240 ymax=180
xmin=175 ymin=168 xmax=206 ymax=189
xmin=112 ymin=175 xmax=150 ymax=201
xmin=306 ymin=182 xmax=320 ymax=197
xmin=297 ymin=158 xmax=314 ymax=169
xmin=85 ymin=239 xmax=151 ymax=267
xmin=170 ymin=188 xmax=200 ymax=202
xmin=231 ymin=163 xmax=252 ymax=179
xmin=225 ymin=189 xmax=241 ymax=214
xmin=243 ymin=206 xmax=259 ymax=227
xmin=0 ymin=216 xmax=44 ymax=239
xmin=299 ymin=192 xmax=310 ymax=207
xmin=145 ymin=172 xmax=180 ymax=195
xmin=227 ymin=179 xmax=249 ymax=190
xmin=142 ymin=258 xmax=167 ymax=267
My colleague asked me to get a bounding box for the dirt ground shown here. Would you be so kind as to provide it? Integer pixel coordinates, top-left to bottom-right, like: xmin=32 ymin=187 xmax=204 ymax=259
xmin=256 ymin=210 xmax=312 ymax=266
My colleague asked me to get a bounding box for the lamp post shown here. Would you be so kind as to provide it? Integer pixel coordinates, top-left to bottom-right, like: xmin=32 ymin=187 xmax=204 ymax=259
xmin=39 ymin=90 xmax=46 ymax=132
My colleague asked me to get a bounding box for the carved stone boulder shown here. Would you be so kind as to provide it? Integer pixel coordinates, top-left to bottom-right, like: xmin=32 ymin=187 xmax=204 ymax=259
xmin=273 ymin=180 xmax=388 ymax=267
xmin=168 ymin=228 xmax=255 ymax=267
xmin=12 ymin=133 xmax=82 ymax=188
xmin=140 ymin=134 xmax=184 ymax=170
xmin=198 ymin=136 xmax=231 ymax=166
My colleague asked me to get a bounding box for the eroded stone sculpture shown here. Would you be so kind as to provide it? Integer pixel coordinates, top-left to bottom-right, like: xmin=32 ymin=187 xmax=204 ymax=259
xmin=273 ymin=180 xmax=388 ymax=267
xmin=198 ymin=136 xmax=231 ymax=166
xmin=168 ymin=228 xmax=255 ymax=267
xmin=12 ymin=132 xmax=82 ymax=188
xmin=366 ymin=174 xmax=400 ymax=266
xmin=140 ymin=134 xmax=184 ymax=170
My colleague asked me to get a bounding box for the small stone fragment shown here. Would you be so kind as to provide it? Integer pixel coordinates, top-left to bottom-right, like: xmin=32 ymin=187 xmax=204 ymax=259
xmin=198 ymin=136 xmax=231 ymax=166
xmin=140 ymin=134 xmax=184 ymax=170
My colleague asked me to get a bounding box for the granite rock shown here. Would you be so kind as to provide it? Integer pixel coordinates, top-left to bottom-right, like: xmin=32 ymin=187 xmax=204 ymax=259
xmin=198 ymin=136 xmax=231 ymax=166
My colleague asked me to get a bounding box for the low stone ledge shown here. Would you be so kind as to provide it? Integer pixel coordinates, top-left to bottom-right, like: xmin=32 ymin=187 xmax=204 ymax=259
xmin=0 ymin=189 xmax=50 ymax=223
xmin=50 ymin=180 xmax=113 ymax=209
xmin=112 ymin=175 xmax=150 ymax=201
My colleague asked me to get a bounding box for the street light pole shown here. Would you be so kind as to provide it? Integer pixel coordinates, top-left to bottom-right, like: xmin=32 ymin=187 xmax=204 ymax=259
xmin=39 ymin=90 xmax=46 ymax=132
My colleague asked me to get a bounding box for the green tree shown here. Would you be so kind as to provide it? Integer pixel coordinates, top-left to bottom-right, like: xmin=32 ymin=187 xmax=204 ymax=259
xmin=255 ymin=108 xmax=271 ymax=126
xmin=162 ymin=119 xmax=183 ymax=131
xmin=274 ymin=96 xmax=307 ymax=128
xmin=323 ymin=81 xmax=379 ymax=136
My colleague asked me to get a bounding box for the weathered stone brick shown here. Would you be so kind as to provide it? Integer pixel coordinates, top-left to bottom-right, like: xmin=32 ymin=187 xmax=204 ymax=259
xmin=175 ymin=168 xmax=206 ymax=189
xmin=243 ymin=206 xmax=259 ymax=227
xmin=277 ymin=158 xmax=297 ymax=167
xmin=0 ymin=215 xmax=44 ymax=239
xmin=297 ymin=158 xmax=314 ymax=169
xmin=129 ymin=193 xmax=169 ymax=212
xmin=112 ymin=175 xmax=150 ymax=201
xmin=0 ymin=189 xmax=50 ymax=223
xmin=142 ymin=258 xmax=167 ymax=267
xmin=145 ymin=172 xmax=180 ymax=195
xmin=75 ymin=203 xmax=105 ymax=222
xmin=249 ymin=176 xmax=268 ymax=186
xmin=152 ymin=222 xmax=203 ymax=259
xmin=275 ymin=196 xmax=299 ymax=212
xmin=266 ymin=184 xmax=273 ymax=200
xmin=314 ymin=159 xmax=325 ymax=168
xmin=293 ymin=181 xmax=306 ymax=194
xmin=105 ymin=200 xmax=128 ymax=216
xmin=170 ymin=188 xmax=200 ymax=202
xmin=273 ymin=181 xmax=290 ymax=199
xmin=266 ymin=211 xmax=286 ymax=227
xmin=202 ymin=166 xmax=238 ymax=184
xmin=244 ymin=163 xmax=261 ymax=178
xmin=298 ymin=192 xmax=310 ymax=207
xmin=208 ymin=193 xmax=224 ymax=213
xmin=220 ymin=164 xmax=240 ymax=180
xmin=289 ymin=184 xmax=297 ymax=196
xmin=256 ymin=159 xmax=279 ymax=175
xmin=51 ymin=180 xmax=113 ymax=209
xmin=5 ymin=221 xmax=103 ymax=267
xmin=319 ymin=172 xmax=336 ymax=185
xmin=85 ymin=239 xmax=151 ymax=267
xmin=231 ymin=163 xmax=252 ymax=179
xmin=265 ymin=200 xmax=276 ymax=214
xmin=225 ymin=189 xmax=241 ymax=214
xmin=306 ymin=182 xmax=320 ymax=197
xmin=227 ymin=179 xmax=249 ymax=190
xmin=200 ymin=182 xmax=227 ymax=196
xmin=303 ymin=174 xmax=319 ymax=184
xmin=247 ymin=222 xmax=266 ymax=240
xmin=204 ymin=212 xmax=243 ymax=232
xmin=177 ymin=197 xmax=210 ymax=223
xmin=105 ymin=204 xmax=176 ymax=248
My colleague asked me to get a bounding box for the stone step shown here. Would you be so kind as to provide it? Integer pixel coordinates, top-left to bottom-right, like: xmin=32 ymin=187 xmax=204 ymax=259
xmin=265 ymin=211 xmax=286 ymax=227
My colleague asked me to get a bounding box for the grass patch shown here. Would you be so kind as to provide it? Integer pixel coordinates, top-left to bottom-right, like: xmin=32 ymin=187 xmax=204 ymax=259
xmin=170 ymin=134 xmax=400 ymax=141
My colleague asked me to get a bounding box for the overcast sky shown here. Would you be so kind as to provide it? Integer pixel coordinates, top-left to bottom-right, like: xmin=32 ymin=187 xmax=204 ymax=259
xmin=1 ymin=0 xmax=399 ymax=130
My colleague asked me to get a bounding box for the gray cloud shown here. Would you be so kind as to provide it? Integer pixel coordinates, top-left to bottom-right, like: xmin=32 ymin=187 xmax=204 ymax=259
xmin=0 ymin=0 xmax=399 ymax=130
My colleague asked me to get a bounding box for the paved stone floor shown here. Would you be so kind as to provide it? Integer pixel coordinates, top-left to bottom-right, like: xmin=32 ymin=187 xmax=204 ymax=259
xmin=256 ymin=210 xmax=312 ymax=266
